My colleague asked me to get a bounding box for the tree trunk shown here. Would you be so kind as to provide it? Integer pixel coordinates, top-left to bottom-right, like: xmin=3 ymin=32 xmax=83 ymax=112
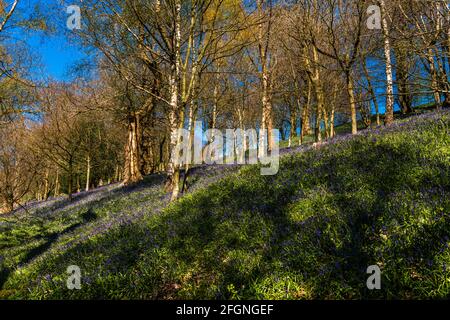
xmin=445 ymin=7 xmax=450 ymax=106
xmin=114 ymin=164 xmax=119 ymax=182
xmin=322 ymin=104 xmax=329 ymax=139
xmin=212 ymin=81 xmax=218 ymax=130
xmin=166 ymin=0 xmax=182 ymax=202
xmin=76 ymin=174 xmax=81 ymax=193
xmin=182 ymin=97 xmax=198 ymax=193
xmin=330 ymin=105 xmax=335 ymax=139
xmin=258 ymin=61 xmax=274 ymax=155
xmin=123 ymin=115 xmax=143 ymax=185
xmin=262 ymin=71 xmax=274 ymax=151
xmin=346 ymin=72 xmax=358 ymax=135
xmin=237 ymin=107 xmax=246 ymax=151
xmin=315 ymin=105 xmax=322 ymax=142
xmin=379 ymin=0 xmax=394 ymax=125
xmin=435 ymin=1 xmax=449 ymax=108
xmin=289 ymin=106 xmax=296 ymax=148
xmin=36 ymin=185 xmax=41 ymax=201
xmin=68 ymin=160 xmax=73 ymax=201
xmin=307 ymin=47 xmax=325 ymax=141
xmin=44 ymin=169 xmax=49 ymax=200
xmin=301 ymin=82 xmax=312 ymax=144
xmin=289 ymin=57 xmax=301 ymax=146
xmin=395 ymin=43 xmax=413 ymax=114
xmin=329 ymin=84 xmax=336 ymax=139
xmin=85 ymin=155 xmax=91 ymax=192
xmin=158 ymin=137 xmax=166 ymax=172
xmin=166 ymin=100 xmax=181 ymax=201
xmin=258 ymin=0 xmax=274 ymax=155
xmin=55 ymin=169 xmax=60 ymax=197
xmin=427 ymin=49 xmax=442 ymax=109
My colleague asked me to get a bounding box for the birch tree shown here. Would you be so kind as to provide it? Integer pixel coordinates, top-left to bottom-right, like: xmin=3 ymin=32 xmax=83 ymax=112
xmin=379 ymin=0 xmax=394 ymax=125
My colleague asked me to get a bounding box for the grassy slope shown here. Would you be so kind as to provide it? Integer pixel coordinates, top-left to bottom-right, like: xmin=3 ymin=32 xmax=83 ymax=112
xmin=1 ymin=109 xmax=450 ymax=299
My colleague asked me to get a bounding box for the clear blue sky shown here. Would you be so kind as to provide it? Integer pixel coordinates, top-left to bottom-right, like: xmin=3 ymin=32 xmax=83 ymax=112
xmin=26 ymin=34 xmax=87 ymax=81
xmin=14 ymin=0 xmax=87 ymax=81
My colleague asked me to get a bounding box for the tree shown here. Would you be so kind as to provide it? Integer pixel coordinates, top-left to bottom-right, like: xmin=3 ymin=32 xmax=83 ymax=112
xmin=0 ymin=0 xmax=18 ymax=33
xmin=379 ymin=0 xmax=394 ymax=125
xmin=0 ymin=119 xmax=39 ymax=212
xmin=308 ymin=0 xmax=367 ymax=135
xmin=33 ymin=85 xmax=85 ymax=200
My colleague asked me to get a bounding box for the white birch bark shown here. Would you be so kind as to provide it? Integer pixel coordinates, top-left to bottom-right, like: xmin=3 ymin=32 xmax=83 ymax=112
xmin=379 ymin=0 xmax=394 ymax=125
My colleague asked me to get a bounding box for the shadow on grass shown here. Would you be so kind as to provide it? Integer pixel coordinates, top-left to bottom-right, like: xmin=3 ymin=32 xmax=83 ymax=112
xmin=146 ymin=138 xmax=450 ymax=299
xmin=0 ymin=207 xmax=103 ymax=289
xmin=6 ymin=115 xmax=450 ymax=299
xmin=24 ymin=209 xmax=98 ymax=266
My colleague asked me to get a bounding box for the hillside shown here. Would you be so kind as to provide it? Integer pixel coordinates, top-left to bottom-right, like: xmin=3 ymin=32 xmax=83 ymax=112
xmin=1 ymin=109 xmax=450 ymax=299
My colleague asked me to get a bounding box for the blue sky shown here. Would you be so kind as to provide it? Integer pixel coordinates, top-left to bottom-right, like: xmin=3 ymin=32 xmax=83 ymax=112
xmin=12 ymin=0 xmax=87 ymax=81
xmin=26 ymin=33 xmax=86 ymax=81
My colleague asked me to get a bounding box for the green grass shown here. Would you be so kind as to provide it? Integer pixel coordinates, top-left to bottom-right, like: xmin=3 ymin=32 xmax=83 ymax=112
xmin=1 ymin=110 xmax=450 ymax=299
